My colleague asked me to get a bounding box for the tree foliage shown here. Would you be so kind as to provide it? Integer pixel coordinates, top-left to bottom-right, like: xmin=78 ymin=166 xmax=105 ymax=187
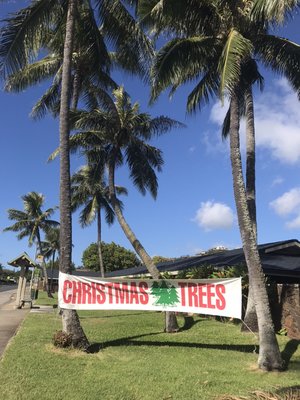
xmin=82 ymin=241 xmax=142 ymax=272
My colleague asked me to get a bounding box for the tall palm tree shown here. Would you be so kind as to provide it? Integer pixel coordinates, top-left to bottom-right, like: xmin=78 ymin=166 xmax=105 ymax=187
xmin=3 ymin=191 xmax=59 ymax=297
xmin=43 ymin=227 xmax=60 ymax=293
xmin=51 ymin=86 xmax=183 ymax=332
xmin=138 ymin=0 xmax=300 ymax=370
xmin=222 ymin=84 xmax=260 ymax=332
xmin=71 ymin=160 xmax=127 ymax=277
xmin=0 ymin=0 xmax=153 ymax=349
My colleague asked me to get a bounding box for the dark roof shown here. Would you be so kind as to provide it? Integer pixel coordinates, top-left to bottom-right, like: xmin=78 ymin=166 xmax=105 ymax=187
xmin=105 ymin=239 xmax=300 ymax=282
xmin=8 ymin=252 xmax=36 ymax=269
xmin=48 ymin=240 xmax=300 ymax=283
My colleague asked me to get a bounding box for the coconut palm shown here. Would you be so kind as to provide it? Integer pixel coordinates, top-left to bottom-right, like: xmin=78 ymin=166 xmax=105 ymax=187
xmin=71 ymin=160 xmax=127 ymax=277
xmin=222 ymin=85 xmax=260 ymax=332
xmin=0 ymin=0 xmax=153 ymax=349
xmin=51 ymin=86 xmax=183 ymax=332
xmin=3 ymin=4 xmax=117 ymax=118
xmin=137 ymin=0 xmax=300 ymax=370
xmin=43 ymin=227 xmax=60 ymax=293
xmin=3 ymin=191 xmax=59 ymax=297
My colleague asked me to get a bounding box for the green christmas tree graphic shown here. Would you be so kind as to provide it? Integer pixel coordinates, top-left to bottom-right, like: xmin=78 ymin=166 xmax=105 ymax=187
xmin=151 ymin=281 xmax=180 ymax=307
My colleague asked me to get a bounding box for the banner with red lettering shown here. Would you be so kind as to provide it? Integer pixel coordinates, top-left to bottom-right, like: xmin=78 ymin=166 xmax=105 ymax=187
xmin=58 ymin=272 xmax=242 ymax=319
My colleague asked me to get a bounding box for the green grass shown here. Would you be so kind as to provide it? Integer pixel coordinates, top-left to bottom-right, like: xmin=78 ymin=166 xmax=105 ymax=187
xmin=34 ymin=290 xmax=58 ymax=306
xmin=0 ymin=309 xmax=299 ymax=400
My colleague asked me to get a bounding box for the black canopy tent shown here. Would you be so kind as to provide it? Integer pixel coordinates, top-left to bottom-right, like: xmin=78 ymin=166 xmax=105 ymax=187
xmin=105 ymin=239 xmax=300 ymax=283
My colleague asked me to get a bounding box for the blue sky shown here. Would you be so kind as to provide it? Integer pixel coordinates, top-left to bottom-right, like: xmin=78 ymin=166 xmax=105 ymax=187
xmin=1 ymin=2 xmax=300 ymax=268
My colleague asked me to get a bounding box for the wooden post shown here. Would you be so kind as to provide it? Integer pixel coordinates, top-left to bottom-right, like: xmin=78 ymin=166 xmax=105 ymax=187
xmin=15 ymin=266 xmax=26 ymax=309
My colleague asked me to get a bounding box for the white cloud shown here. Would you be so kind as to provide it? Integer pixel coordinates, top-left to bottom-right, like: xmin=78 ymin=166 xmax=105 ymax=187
xmin=193 ymin=201 xmax=235 ymax=231
xmin=286 ymin=215 xmax=300 ymax=229
xmin=271 ymin=177 xmax=284 ymax=187
xmin=206 ymin=79 xmax=300 ymax=165
xmin=270 ymin=187 xmax=300 ymax=216
xmin=270 ymin=187 xmax=300 ymax=229
xmin=209 ymin=100 xmax=230 ymax=125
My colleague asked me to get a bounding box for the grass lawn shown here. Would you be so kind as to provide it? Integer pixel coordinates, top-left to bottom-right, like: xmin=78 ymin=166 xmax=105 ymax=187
xmin=0 ymin=292 xmax=299 ymax=400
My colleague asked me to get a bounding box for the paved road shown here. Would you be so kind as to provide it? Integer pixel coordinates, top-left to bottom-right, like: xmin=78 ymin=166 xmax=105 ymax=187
xmin=0 ymin=286 xmax=29 ymax=360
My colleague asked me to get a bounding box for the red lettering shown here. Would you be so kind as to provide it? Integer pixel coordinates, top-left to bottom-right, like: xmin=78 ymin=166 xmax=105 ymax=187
xmin=207 ymin=284 xmax=215 ymax=309
xmin=114 ymin=283 xmax=129 ymax=304
xmin=198 ymin=284 xmax=207 ymax=308
xmin=178 ymin=282 xmax=187 ymax=306
xmin=188 ymin=283 xmax=198 ymax=307
xmin=96 ymin=283 xmax=106 ymax=304
xmin=82 ymin=282 xmax=92 ymax=304
xmin=91 ymin=282 xmax=97 ymax=303
xmin=216 ymin=284 xmax=226 ymax=310
xmin=138 ymin=282 xmax=149 ymax=305
xmin=72 ymin=282 xmax=82 ymax=304
xmin=129 ymin=282 xmax=139 ymax=304
xmin=107 ymin=283 xmax=113 ymax=304
xmin=63 ymin=280 xmax=72 ymax=303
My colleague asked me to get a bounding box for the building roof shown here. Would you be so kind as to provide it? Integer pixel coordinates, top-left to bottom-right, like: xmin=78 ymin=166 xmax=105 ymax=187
xmin=105 ymin=239 xmax=300 ymax=282
xmin=48 ymin=239 xmax=300 ymax=283
xmin=8 ymin=252 xmax=36 ymax=269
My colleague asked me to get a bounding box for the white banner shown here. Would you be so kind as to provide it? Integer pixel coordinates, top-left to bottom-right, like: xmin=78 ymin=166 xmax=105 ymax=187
xmin=58 ymin=272 xmax=242 ymax=319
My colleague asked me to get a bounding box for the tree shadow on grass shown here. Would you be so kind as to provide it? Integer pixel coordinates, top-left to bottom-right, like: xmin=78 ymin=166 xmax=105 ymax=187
xmin=179 ymin=316 xmax=202 ymax=332
xmin=87 ymin=331 xmax=258 ymax=354
xmin=275 ymin=385 xmax=300 ymax=398
xmin=281 ymin=339 xmax=300 ymax=369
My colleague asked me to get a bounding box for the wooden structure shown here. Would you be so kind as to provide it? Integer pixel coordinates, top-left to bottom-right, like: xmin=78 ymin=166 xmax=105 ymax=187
xmin=8 ymin=253 xmax=36 ymax=309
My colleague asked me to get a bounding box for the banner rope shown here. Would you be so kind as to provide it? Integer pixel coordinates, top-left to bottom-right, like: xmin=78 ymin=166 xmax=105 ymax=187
xmin=240 ymin=319 xmax=259 ymax=353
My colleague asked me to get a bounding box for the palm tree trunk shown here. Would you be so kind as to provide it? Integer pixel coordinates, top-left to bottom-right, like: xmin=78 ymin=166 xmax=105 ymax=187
xmin=229 ymin=93 xmax=283 ymax=371
xmin=71 ymin=66 xmax=81 ymax=110
xmin=242 ymin=86 xmax=258 ymax=333
xmin=36 ymin=230 xmax=53 ymax=298
xmin=59 ymin=0 xmax=89 ymax=350
xmin=50 ymin=251 xmax=55 ymax=293
xmin=245 ymin=87 xmax=257 ymax=239
xmin=108 ymin=158 xmax=179 ymax=333
xmin=97 ymin=208 xmax=105 ymax=277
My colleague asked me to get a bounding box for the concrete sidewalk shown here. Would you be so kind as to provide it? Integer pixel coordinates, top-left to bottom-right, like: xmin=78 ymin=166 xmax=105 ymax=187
xmin=0 ymin=291 xmax=29 ymax=360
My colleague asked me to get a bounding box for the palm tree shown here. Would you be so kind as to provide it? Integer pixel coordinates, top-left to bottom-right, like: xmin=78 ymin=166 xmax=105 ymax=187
xmin=3 ymin=5 xmax=117 ymax=118
xmin=3 ymin=191 xmax=59 ymax=297
xmin=138 ymin=0 xmax=300 ymax=370
xmin=222 ymin=85 xmax=260 ymax=332
xmin=43 ymin=227 xmax=60 ymax=293
xmin=51 ymin=86 xmax=183 ymax=332
xmin=71 ymin=160 xmax=127 ymax=277
xmin=0 ymin=0 xmax=153 ymax=349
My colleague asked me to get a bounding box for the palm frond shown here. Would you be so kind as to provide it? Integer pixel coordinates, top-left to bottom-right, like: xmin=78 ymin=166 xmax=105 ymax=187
xmin=5 ymin=209 xmax=28 ymax=222
xmin=77 ymin=4 xmax=111 ymax=73
xmin=30 ymin=80 xmax=61 ymax=119
xmin=0 ymin=0 xmax=63 ymax=76
xmin=97 ymin=0 xmax=154 ymax=80
xmin=151 ymin=36 xmax=218 ymax=103
xmin=126 ymin=140 xmax=163 ymax=198
xmin=103 ymin=202 xmax=115 ymax=225
xmin=251 ymin=0 xmax=300 ymax=24
xmin=79 ymin=198 xmax=97 ymax=227
xmin=81 ymin=81 xmax=117 ymax=113
xmin=147 ymin=116 xmax=185 ymax=136
xmin=218 ymin=29 xmax=253 ymax=100
xmin=255 ymin=34 xmax=300 ymax=98
xmin=72 ymin=109 xmax=111 ymax=131
xmin=138 ymin=0 xmax=218 ymax=38
xmin=4 ymin=55 xmax=61 ymax=92
xmin=187 ymin=70 xmax=220 ymax=113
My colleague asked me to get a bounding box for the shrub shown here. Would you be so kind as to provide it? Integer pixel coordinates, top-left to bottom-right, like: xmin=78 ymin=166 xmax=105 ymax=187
xmin=52 ymin=330 xmax=73 ymax=348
